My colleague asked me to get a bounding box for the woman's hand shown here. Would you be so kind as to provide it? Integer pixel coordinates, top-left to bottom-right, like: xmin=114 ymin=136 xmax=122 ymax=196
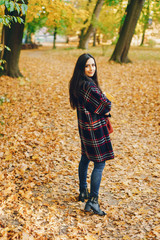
xmin=105 ymin=112 xmax=111 ymax=118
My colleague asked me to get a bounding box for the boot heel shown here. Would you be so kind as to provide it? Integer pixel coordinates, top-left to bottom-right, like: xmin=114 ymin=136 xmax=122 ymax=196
xmin=85 ymin=203 xmax=91 ymax=212
xmin=85 ymin=196 xmax=106 ymax=216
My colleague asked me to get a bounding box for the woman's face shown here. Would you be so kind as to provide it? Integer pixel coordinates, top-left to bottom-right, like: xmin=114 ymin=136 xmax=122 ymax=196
xmin=84 ymin=58 xmax=96 ymax=78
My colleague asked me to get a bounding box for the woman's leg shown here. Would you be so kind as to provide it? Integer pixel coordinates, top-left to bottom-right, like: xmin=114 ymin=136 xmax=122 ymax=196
xmin=78 ymin=154 xmax=90 ymax=192
xmin=90 ymin=161 xmax=106 ymax=197
xmin=85 ymin=161 xmax=106 ymax=215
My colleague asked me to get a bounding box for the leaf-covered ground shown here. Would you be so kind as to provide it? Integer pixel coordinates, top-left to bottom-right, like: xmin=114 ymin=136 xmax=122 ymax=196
xmin=0 ymin=47 xmax=160 ymax=239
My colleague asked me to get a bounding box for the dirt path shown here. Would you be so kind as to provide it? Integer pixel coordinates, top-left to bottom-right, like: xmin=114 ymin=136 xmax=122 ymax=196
xmin=0 ymin=48 xmax=159 ymax=239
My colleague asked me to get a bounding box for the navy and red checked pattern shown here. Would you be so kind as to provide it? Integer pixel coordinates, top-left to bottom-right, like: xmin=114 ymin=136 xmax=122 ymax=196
xmin=77 ymin=79 xmax=114 ymax=162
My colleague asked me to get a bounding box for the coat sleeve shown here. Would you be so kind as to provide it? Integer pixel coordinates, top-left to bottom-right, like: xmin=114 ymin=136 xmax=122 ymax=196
xmin=80 ymin=82 xmax=111 ymax=115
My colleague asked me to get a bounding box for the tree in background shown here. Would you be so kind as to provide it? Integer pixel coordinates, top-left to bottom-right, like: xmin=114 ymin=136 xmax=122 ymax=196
xmin=0 ymin=0 xmax=80 ymax=76
xmin=78 ymin=0 xmax=104 ymax=49
xmin=1 ymin=0 xmax=159 ymax=78
xmin=24 ymin=15 xmax=47 ymax=44
xmin=24 ymin=0 xmax=48 ymax=44
xmin=139 ymin=0 xmax=160 ymax=46
xmin=45 ymin=0 xmax=76 ymax=49
xmin=94 ymin=0 xmax=125 ymax=45
xmin=110 ymin=0 xmax=145 ymax=63
xmin=77 ymin=0 xmax=92 ymax=48
xmin=27 ymin=0 xmax=83 ymax=49
xmin=139 ymin=0 xmax=151 ymax=46
xmin=0 ymin=0 xmax=28 ymax=77
xmin=152 ymin=0 xmax=160 ymax=23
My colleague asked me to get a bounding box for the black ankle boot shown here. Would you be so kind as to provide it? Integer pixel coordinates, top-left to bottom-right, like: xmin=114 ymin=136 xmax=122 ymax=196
xmin=85 ymin=196 xmax=106 ymax=216
xmin=79 ymin=188 xmax=90 ymax=202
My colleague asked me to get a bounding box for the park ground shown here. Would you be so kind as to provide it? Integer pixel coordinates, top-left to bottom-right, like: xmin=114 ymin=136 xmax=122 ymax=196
xmin=0 ymin=46 xmax=160 ymax=239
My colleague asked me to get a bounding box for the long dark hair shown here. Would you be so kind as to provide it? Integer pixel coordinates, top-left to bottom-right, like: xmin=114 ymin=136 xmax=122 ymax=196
xmin=69 ymin=53 xmax=100 ymax=109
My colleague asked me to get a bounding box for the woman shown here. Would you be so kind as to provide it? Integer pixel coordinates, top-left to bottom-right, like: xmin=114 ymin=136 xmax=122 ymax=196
xmin=69 ymin=53 xmax=114 ymax=216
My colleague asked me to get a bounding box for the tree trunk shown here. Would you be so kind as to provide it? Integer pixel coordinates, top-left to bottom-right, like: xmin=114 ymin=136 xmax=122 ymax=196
xmin=0 ymin=2 xmax=28 ymax=78
xmin=78 ymin=0 xmax=91 ymax=49
xmin=53 ymin=27 xmax=57 ymax=49
xmin=110 ymin=0 xmax=145 ymax=63
xmin=93 ymin=29 xmax=96 ymax=47
xmin=78 ymin=0 xmax=104 ymax=49
xmin=140 ymin=0 xmax=150 ymax=46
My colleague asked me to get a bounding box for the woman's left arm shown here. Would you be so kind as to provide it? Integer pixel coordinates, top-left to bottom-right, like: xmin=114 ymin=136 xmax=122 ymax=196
xmin=81 ymin=82 xmax=111 ymax=115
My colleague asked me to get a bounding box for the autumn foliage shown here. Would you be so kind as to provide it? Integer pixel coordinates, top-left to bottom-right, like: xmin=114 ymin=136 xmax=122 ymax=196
xmin=0 ymin=47 xmax=159 ymax=239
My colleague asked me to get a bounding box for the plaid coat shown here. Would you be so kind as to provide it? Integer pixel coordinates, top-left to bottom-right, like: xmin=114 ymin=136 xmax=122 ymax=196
xmin=77 ymin=79 xmax=114 ymax=162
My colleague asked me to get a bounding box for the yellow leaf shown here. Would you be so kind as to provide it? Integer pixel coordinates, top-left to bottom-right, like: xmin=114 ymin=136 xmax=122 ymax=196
xmin=4 ymin=187 xmax=12 ymax=195
xmin=123 ymin=236 xmax=131 ymax=240
xmin=7 ymin=194 xmax=18 ymax=202
xmin=5 ymin=154 xmax=12 ymax=161
xmin=105 ymin=92 xmax=115 ymax=101
xmin=152 ymin=172 xmax=159 ymax=177
xmin=36 ymin=120 xmax=43 ymax=127
xmin=20 ymin=163 xmax=28 ymax=174
xmin=24 ymin=190 xmax=32 ymax=199
xmin=36 ymin=196 xmax=43 ymax=201
xmin=31 ymin=111 xmax=39 ymax=117
xmin=0 ymin=172 xmax=4 ymax=180
xmin=32 ymin=155 xmax=39 ymax=160
xmin=19 ymin=190 xmax=32 ymax=199
xmin=132 ymin=188 xmax=141 ymax=195
xmin=48 ymin=205 xmax=57 ymax=212
xmin=85 ymin=236 xmax=97 ymax=240
xmin=19 ymin=79 xmax=26 ymax=86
